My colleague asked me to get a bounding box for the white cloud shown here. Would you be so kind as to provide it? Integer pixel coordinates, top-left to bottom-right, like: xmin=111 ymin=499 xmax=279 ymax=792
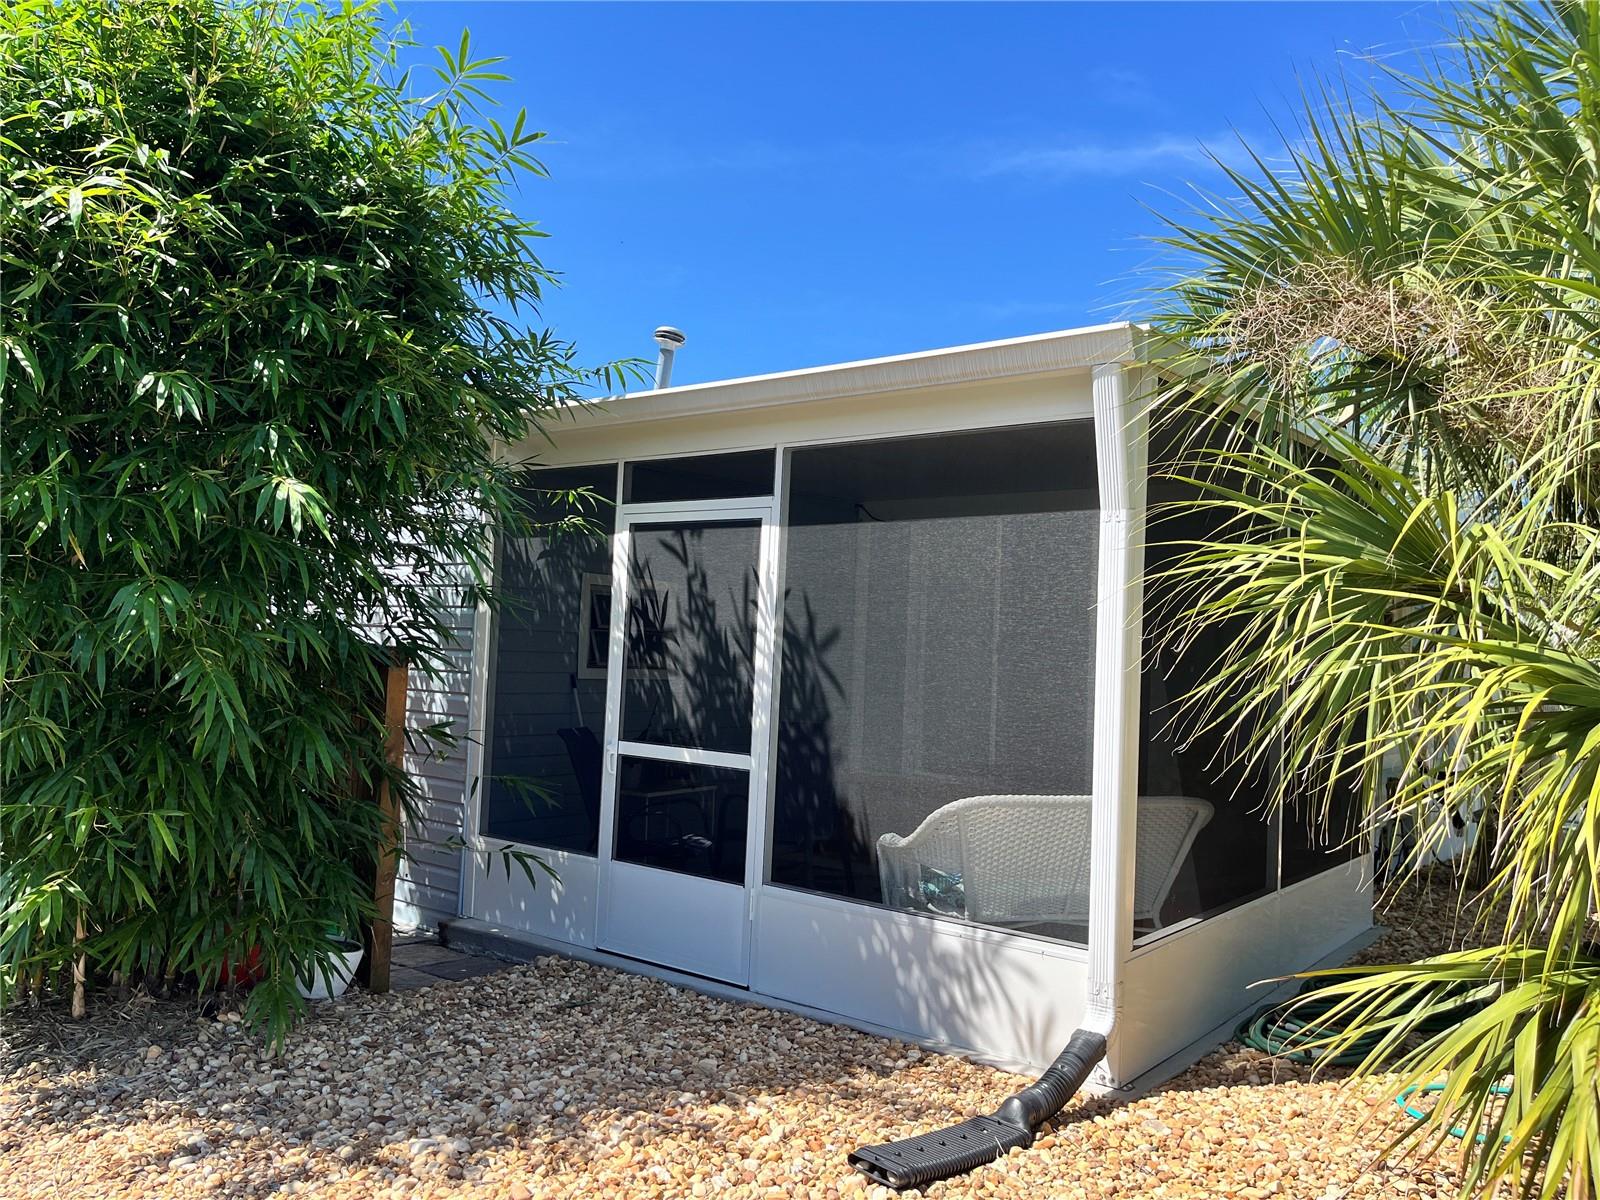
xmin=1086 ymin=66 xmax=1163 ymax=112
xmin=981 ymin=132 xmax=1249 ymax=179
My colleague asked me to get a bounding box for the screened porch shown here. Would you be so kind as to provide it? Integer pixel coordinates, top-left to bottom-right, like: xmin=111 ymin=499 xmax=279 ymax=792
xmin=450 ymin=326 xmax=1371 ymax=1083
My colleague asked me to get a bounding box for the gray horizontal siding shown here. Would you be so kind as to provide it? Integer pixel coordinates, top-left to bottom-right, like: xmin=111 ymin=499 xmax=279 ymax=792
xmin=394 ymin=578 xmax=474 ymax=931
xmin=358 ymin=567 xmax=476 ymax=932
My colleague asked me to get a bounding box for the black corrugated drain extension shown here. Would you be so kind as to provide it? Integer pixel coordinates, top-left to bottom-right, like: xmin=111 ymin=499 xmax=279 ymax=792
xmin=848 ymin=1029 xmax=1107 ymax=1190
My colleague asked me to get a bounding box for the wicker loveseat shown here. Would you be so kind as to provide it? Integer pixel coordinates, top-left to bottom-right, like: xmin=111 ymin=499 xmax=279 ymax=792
xmin=875 ymin=794 xmax=1213 ymax=929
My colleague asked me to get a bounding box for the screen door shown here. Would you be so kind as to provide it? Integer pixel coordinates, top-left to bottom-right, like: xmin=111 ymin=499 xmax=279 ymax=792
xmin=595 ymin=501 xmax=776 ymax=983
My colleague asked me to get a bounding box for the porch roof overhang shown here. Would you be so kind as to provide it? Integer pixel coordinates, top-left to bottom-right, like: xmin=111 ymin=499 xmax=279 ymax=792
xmin=554 ymin=321 xmax=1159 ymax=434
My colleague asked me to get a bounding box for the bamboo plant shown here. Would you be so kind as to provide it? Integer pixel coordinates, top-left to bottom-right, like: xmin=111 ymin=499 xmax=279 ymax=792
xmin=0 ymin=0 xmax=630 ymax=1040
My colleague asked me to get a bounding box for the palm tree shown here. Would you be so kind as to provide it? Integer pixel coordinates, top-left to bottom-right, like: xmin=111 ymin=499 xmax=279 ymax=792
xmin=1153 ymin=3 xmax=1600 ymax=1196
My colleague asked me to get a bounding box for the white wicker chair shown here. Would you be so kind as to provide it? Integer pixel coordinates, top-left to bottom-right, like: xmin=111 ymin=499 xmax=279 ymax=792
xmin=875 ymin=795 xmax=1213 ymax=929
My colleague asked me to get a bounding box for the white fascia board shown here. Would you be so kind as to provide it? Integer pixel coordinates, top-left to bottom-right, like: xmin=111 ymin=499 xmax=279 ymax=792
xmin=558 ymin=322 xmax=1147 ymax=432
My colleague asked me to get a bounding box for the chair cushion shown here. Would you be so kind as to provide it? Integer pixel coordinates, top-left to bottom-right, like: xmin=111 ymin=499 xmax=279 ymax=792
xmin=915 ymin=866 xmax=965 ymax=916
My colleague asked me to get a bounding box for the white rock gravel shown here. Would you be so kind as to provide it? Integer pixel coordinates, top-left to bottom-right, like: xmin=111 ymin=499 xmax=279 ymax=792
xmin=2 ymin=881 xmax=1488 ymax=1199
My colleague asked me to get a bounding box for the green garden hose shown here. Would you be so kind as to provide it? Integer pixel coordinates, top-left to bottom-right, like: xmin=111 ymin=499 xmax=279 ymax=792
xmin=1396 ymin=1082 xmax=1514 ymax=1144
xmin=1235 ymin=989 xmax=1382 ymax=1066
xmin=1237 ymin=981 xmax=1511 ymax=1148
xmin=1236 ymin=977 xmax=1482 ymax=1067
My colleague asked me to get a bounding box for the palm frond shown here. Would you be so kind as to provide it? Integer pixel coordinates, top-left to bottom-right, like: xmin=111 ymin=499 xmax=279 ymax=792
xmin=1150 ymin=3 xmax=1600 ymax=1194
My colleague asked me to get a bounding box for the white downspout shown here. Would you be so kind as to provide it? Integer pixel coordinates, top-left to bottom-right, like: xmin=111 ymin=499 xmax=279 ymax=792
xmin=1084 ymin=361 xmax=1149 ymax=1087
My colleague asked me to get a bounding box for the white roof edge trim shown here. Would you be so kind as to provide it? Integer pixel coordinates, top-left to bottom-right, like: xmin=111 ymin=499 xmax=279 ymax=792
xmin=561 ymin=321 xmax=1150 ymax=430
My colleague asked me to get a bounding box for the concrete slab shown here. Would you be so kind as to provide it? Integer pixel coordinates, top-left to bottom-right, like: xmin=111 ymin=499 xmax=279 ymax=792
xmin=419 ymin=955 xmax=507 ymax=982
xmin=385 ymin=965 xmax=439 ymax=992
xmin=392 ymin=943 xmax=463 ymax=968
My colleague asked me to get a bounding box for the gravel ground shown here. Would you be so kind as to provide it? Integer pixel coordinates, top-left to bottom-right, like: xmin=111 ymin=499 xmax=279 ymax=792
xmin=2 ymin=879 xmax=1491 ymax=1200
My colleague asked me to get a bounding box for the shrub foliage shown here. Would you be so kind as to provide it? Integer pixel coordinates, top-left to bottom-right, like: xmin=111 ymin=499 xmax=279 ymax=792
xmin=0 ymin=0 xmax=616 ymax=1035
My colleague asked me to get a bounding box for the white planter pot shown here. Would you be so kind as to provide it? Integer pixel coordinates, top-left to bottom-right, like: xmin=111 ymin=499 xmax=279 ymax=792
xmin=295 ymin=940 xmax=364 ymax=1001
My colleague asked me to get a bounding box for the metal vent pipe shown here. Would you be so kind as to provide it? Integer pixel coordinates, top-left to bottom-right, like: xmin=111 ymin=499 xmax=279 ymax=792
xmin=653 ymin=325 xmax=686 ymax=389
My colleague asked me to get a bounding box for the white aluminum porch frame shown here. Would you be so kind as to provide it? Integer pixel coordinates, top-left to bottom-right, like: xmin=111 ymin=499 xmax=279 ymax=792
xmin=593 ymin=497 xmax=780 ymax=984
xmin=457 ymin=324 xmax=1372 ymax=1080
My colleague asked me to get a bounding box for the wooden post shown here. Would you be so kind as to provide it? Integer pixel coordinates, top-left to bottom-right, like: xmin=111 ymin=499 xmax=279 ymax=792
xmin=367 ymin=657 xmax=408 ymax=994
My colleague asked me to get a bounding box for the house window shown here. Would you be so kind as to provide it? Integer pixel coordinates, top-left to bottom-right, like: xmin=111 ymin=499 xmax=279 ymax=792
xmin=769 ymin=423 xmax=1103 ymax=945
xmin=576 ymin=573 xmax=672 ymax=681
xmin=576 ymin=573 xmax=611 ymax=680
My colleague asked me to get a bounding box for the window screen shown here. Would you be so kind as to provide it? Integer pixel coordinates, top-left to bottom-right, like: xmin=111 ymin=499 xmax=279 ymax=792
xmin=771 ymin=423 xmax=1101 ymax=944
xmin=480 ymin=465 xmax=616 ymax=853
xmin=1134 ymin=413 xmax=1313 ymax=940
xmin=1281 ymin=444 xmax=1369 ymax=884
xmin=1281 ymin=745 xmax=1366 ymax=884
xmin=613 ymin=757 xmax=749 ymax=884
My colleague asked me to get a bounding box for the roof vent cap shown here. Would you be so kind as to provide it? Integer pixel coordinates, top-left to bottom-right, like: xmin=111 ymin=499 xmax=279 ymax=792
xmin=652 ymin=325 xmax=685 ymax=388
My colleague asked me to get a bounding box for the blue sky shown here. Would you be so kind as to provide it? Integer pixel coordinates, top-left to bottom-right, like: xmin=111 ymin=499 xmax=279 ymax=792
xmin=395 ymin=1 xmax=1449 ymax=386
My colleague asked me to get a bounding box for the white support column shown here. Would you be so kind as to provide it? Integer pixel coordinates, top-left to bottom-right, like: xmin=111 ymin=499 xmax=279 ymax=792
xmin=749 ymin=450 xmax=790 ymax=932
xmin=1085 ymin=362 xmax=1150 ymax=1088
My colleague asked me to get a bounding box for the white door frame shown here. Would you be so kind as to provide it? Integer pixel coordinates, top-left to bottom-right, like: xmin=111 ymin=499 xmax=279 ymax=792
xmin=594 ymin=496 xmax=780 ymax=983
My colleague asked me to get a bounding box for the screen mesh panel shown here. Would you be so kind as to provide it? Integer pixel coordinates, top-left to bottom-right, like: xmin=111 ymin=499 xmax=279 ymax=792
xmin=1282 ymin=724 xmax=1367 ymax=882
xmin=1138 ymin=486 xmax=1278 ymax=926
xmin=623 ymin=450 xmax=776 ymax=503
xmin=1138 ymin=422 xmax=1367 ymax=930
xmin=481 ymin=465 xmax=616 ymax=853
xmin=620 ymin=520 xmax=760 ymax=755
xmin=772 ymin=423 xmax=1101 ymax=943
xmin=1136 ymin=416 xmax=1283 ymax=931
xmin=613 ymin=757 xmax=749 ymax=884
